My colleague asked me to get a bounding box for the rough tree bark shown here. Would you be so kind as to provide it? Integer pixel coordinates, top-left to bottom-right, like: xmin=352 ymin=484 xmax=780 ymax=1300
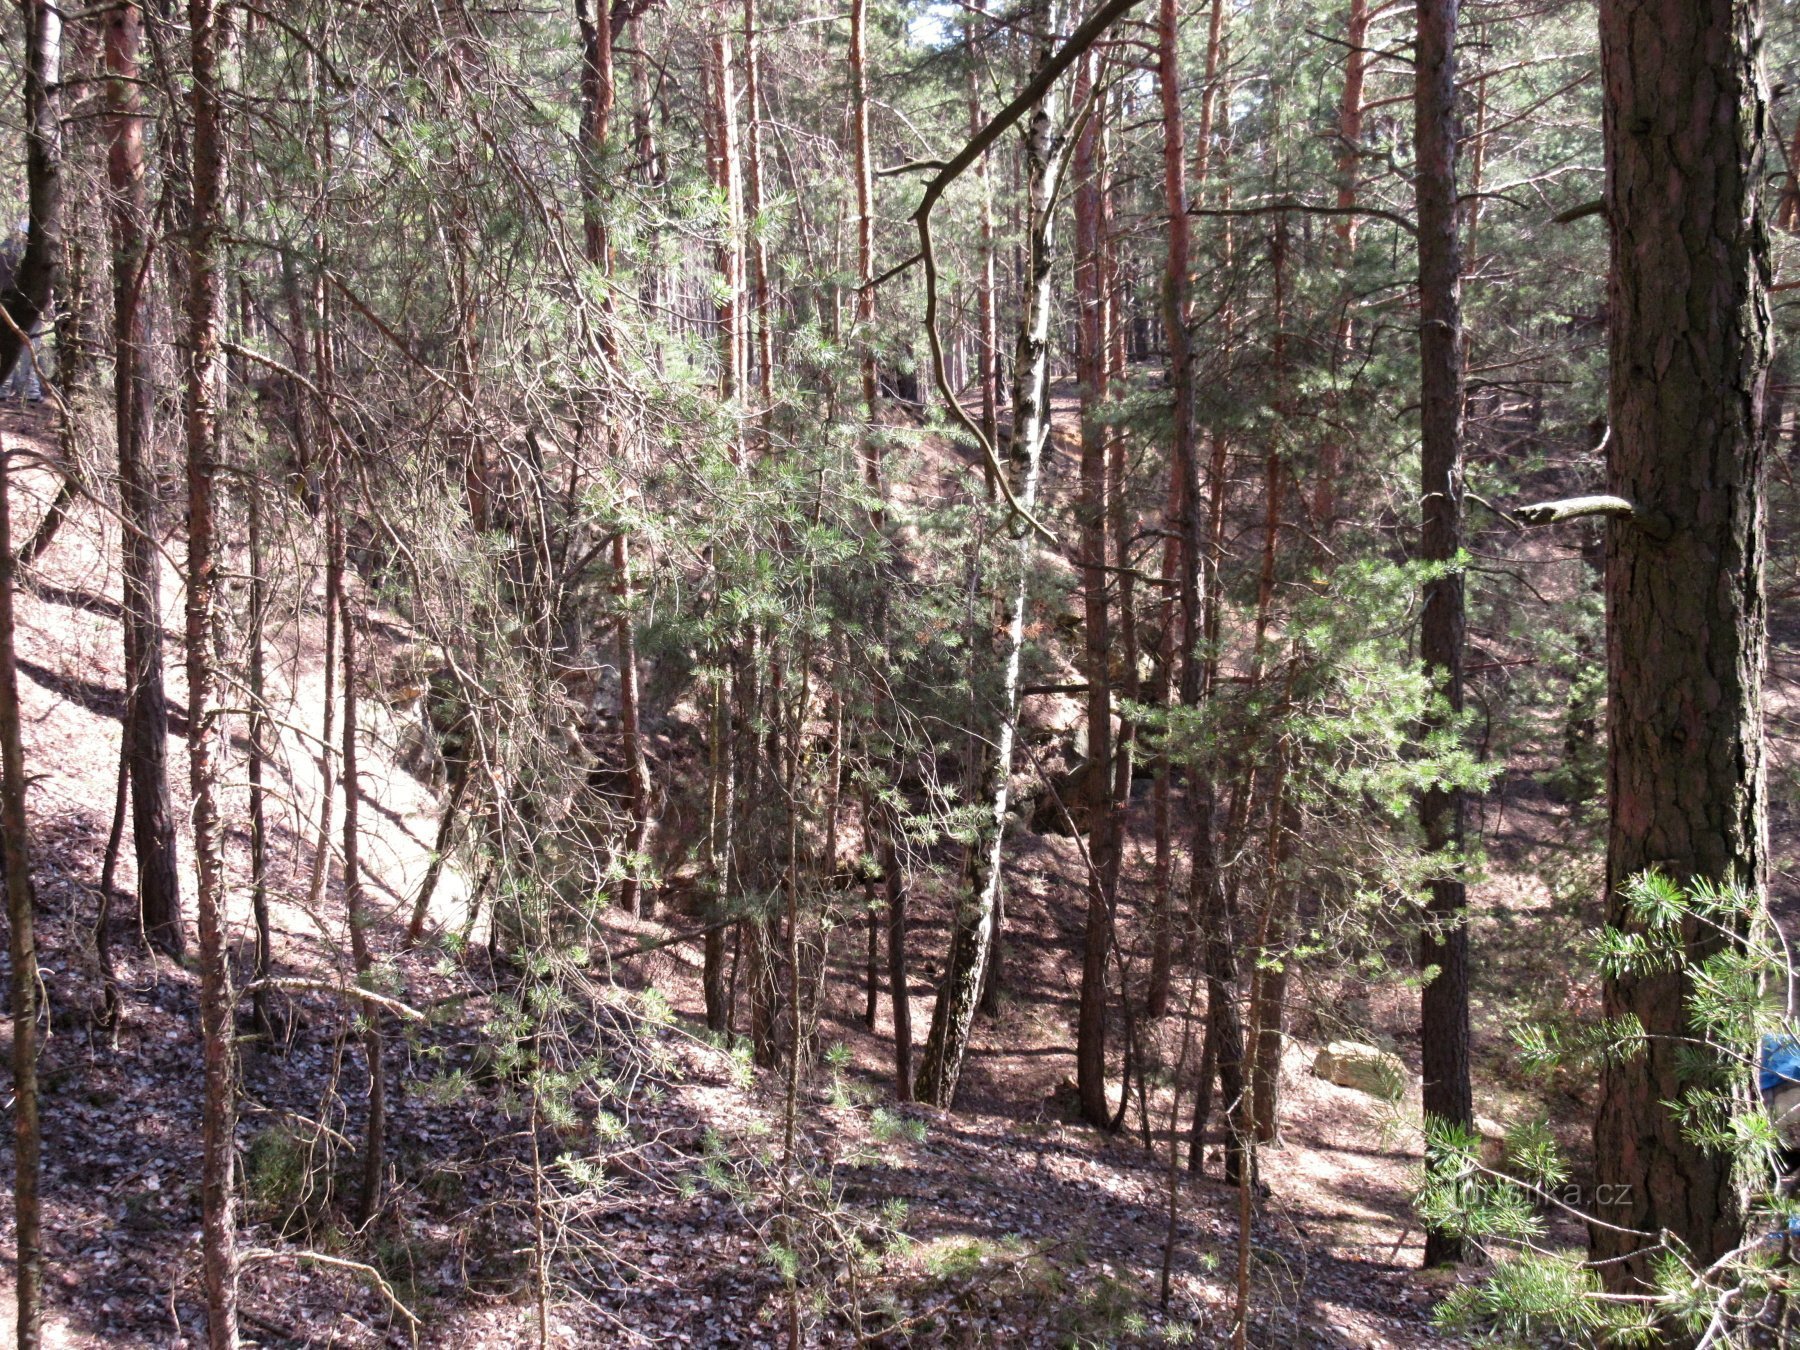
xmin=184 ymin=0 xmax=240 ymax=1338
xmin=1415 ymin=0 xmax=1473 ymax=1269
xmin=107 ymin=0 xmax=184 ymax=956
xmin=1590 ymin=0 xmax=1770 ymax=1294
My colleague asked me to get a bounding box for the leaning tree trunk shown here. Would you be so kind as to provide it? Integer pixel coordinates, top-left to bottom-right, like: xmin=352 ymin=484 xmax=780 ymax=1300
xmin=915 ymin=81 xmax=1065 ymax=1111
xmin=107 ymin=0 xmax=184 ymax=957
xmin=184 ymin=0 xmax=240 ymax=1340
xmin=1590 ymin=0 xmax=1770 ymax=1294
xmin=1415 ymin=0 xmax=1473 ymax=1270
xmin=1073 ymin=46 xmax=1117 ymax=1131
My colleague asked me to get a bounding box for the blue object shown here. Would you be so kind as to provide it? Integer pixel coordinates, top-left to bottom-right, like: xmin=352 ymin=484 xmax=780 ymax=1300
xmin=1761 ymin=1034 xmax=1800 ymax=1098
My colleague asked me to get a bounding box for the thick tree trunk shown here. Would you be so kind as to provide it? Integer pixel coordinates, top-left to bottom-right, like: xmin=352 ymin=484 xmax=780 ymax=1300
xmin=108 ymin=1 xmax=184 ymax=956
xmin=1415 ymin=0 xmax=1472 ymax=1270
xmin=1074 ymin=48 xmax=1116 ymax=1131
xmin=1590 ymin=0 xmax=1769 ymax=1293
xmin=915 ymin=63 xmax=1064 ymax=1110
xmin=184 ymin=1 xmax=239 ymax=1339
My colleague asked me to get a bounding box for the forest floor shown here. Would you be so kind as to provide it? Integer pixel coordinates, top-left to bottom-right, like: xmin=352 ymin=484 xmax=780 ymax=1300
xmin=0 ymin=391 xmax=1763 ymax=1347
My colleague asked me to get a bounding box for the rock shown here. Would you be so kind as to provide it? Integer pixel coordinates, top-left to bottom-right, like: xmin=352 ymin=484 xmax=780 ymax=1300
xmin=1769 ymin=1083 xmax=1800 ymax=1149
xmin=1028 ymin=757 xmax=1107 ymax=836
xmin=1475 ymin=1115 xmax=1509 ymax=1168
xmin=1311 ymin=1041 xmax=1406 ymax=1101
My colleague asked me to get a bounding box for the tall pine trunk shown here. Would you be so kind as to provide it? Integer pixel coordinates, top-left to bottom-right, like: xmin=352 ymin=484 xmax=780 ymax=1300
xmin=107 ymin=0 xmax=184 ymax=957
xmin=1590 ymin=0 xmax=1769 ymax=1293
xmin=1415 ymin=0 xmax=1472 ymax=1269
xmin=185 ymin=0 xmax=240 ymax=1337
